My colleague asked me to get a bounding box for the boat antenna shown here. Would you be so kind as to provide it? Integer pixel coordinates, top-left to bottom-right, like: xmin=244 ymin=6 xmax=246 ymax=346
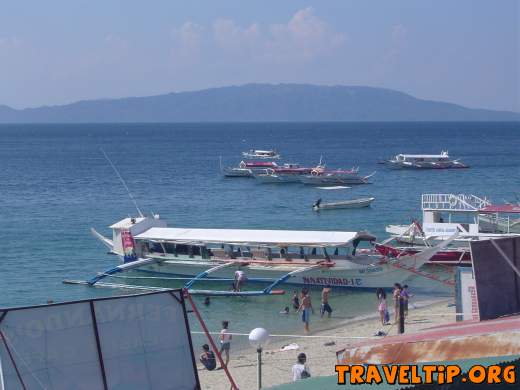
xmin=100 ymin=148 xmax=144 ymax=218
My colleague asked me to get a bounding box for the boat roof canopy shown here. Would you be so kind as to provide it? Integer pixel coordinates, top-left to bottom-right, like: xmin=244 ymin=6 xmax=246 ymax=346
xmin=110 ymin=217 xmax=147 ymax=229
xmin=134 ymin=228 xmax=375 ymax=247
xmin=398 ymin=153 xmax=449 ymax=159
xmin=479 ymin=204 xmax=520 ymax=214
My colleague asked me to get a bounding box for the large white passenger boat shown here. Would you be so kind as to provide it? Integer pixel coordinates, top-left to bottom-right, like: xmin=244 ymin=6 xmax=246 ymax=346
xmin=89 ymin=215 xmax=455 ymax=290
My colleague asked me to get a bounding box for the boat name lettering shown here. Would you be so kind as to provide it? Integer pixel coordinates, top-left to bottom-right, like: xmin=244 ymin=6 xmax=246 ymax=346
xmin=302 ymin=277 xmax=362 ymax=286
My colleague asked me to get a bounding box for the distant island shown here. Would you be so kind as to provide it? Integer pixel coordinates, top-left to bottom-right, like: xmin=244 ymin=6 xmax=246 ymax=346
xmin=0 ymin=84 xmax=518 ymax=123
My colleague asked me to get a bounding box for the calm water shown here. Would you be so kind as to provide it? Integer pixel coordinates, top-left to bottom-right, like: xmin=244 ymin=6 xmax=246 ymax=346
xmin=1 ymin=122 xmax=519 ymax=347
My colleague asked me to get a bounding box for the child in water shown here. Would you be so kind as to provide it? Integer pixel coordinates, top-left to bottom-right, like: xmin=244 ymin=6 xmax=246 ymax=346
xmin=291 ymin=291 xmax=300 ymax=311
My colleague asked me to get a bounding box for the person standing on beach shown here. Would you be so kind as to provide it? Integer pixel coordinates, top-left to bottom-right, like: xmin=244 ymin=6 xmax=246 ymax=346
xmin=376 ymin=288 xmax=388 ymax=326
xmin=320 ymin=285 xmax=332 ymax=318
xmin=292 ymin=352 xmax=311 ymax=381
xmin=218 ymin=321 xmax=232 ymax=369
xmin=297 ymin=289 xmax=314 ymax=333
xmin=393 ymin=283 xmax=402 ymax=323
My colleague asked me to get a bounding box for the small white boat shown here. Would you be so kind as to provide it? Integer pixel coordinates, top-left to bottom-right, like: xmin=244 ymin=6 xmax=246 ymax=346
xmin=313 ymin=197 xmax=375 ymax=211
xmin=242 ymin=149 xmax=280 ymax=159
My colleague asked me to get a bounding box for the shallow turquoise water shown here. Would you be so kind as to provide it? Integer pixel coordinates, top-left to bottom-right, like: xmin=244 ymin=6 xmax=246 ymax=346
xmin=1 ymin=122 xmax=519 ymax=344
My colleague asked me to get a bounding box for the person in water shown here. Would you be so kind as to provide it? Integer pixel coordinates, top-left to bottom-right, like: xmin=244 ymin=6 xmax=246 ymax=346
xmin=291 ymin=291 xmax=300 ymax=311
xmin=280 ymin=306 xmax=290 ymax=314
xmin=233 ymin=269 xmax=247 ymax=292
xmin=199 ymin=344 xmax=216 ymax=371
xmin=204 ymin=297 xmax=211 ymax=306
xmin=320 ymin=285 xmax=332 ymax=318
xmin=297 ymin=289 xmax=314 ymax=333
xmin=376 ymin=288 xmax=388 ymax=326
xmin=219 ymin=321 xmax=232 ymax=369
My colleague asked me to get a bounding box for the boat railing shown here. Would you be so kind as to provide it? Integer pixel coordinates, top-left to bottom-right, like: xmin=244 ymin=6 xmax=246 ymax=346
xmin=422 ymin=194 xmax=490 ymax=212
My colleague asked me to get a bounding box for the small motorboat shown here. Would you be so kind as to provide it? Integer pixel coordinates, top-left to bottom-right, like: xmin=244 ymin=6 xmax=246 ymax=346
xmin=313 ymin=197 xmax=375 ymax=211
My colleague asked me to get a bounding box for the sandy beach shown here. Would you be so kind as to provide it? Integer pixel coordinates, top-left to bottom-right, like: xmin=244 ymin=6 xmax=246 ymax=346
xmin=196 ymin=298 xmax=456 ymax=389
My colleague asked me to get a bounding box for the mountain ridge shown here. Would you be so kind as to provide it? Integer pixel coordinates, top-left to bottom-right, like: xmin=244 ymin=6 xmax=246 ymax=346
xmin=0 ymin=83 xmax=518 ymax=123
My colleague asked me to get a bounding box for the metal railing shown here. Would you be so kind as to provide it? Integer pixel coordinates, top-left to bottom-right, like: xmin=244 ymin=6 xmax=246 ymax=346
xmin=422 ymin=194 xmax=490 ymax=212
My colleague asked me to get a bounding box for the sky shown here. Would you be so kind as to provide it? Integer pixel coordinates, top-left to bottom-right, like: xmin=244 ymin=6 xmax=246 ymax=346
xmin=1 ymin=0 xmax=518 ymax=112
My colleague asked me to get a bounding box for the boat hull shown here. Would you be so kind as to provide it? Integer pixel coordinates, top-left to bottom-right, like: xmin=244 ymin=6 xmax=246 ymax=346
xmin=255 ymin=174 xmax=302 ymax=183
xmin=301 ymin=175 xmax=367 ymax=186
xmin=130 ymin=257 xmax=420 ymax=289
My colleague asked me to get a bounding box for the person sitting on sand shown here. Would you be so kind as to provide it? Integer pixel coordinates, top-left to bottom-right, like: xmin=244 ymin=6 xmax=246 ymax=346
xmin=297 ymin=289 xmax=314 ymax=333
xmin=320 ymin=285 xmax=332 ymax=318
xmin=199 ymin=344 xmax=216 ymax=371
xmin=376 ymin=288 xmax=388 ymax=326
xmin=393 ymin=283 xmax=402 ymax=323
xmin=219 ymin=321 xmax=232 ymax=369
xmin=292 ymin=353 xmax=311 ymax=381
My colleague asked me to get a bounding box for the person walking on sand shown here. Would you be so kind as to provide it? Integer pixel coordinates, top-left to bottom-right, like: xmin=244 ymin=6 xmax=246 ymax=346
xmin=218 ymin=321 xmax=232 ymax=369
xmin=376 ymin=288 xmax=388 ymax=326
xmin=393 ymin=283 xmax=402 ymax=323
xmin=292 ymin=352 xmax=311 ymax=381
xmin=320 ymin=285 xmax=332 ymax=318
xmin=297 ymin=289 xmax=314 ymax=333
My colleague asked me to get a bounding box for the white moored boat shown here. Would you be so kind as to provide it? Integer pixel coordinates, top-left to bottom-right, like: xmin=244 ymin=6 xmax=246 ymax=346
xmin=313 ymin=197 xmax=375 ymax=211
xmin=242 ymin=149 xmax=280 ymax=159
xmin=383 ymin=151 xmax=468 ymax=169
xmin=88 ymin=215 xmax=457 ymax=291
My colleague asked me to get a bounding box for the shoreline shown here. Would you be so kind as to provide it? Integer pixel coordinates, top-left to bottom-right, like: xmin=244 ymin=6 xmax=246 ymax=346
xmin=196 ymin=297 xmax=456 ymax=389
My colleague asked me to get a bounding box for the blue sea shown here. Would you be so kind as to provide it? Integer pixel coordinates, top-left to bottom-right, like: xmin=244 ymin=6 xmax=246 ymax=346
xmin=1 ymin=122 xmax=519 ymax=346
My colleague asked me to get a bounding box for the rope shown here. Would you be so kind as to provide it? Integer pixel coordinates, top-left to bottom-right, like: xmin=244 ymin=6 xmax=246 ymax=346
xmin=190 ymin=331 xmax=375 ymax=340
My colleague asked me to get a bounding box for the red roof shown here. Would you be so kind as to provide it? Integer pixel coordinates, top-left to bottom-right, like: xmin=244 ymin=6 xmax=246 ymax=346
xmin=479 ymin=204 xmax=520 ymax=214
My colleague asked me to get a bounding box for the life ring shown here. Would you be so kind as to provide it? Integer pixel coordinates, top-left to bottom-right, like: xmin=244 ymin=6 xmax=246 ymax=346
xmin=311 ymin=169 xmax=319 ymax=176
xmin=449 ymin=195 xmax=458 ymax=207
xmin=266 ymin=168 xmax=275 ymax=175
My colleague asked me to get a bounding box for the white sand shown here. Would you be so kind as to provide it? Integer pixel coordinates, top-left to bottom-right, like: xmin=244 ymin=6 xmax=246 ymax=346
xmin=196 ymin=298 xmax=456 ymax=389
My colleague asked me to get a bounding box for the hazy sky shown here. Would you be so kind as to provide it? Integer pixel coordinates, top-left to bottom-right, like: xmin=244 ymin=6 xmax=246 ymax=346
xmin=1 ymin=0 xmax=518 ymax=111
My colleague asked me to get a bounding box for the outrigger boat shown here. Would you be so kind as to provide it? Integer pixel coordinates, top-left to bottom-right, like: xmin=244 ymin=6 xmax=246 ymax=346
xmin=221 ymin=160 xmax=278 ymax=177
xmin=300 ymin=169 xmax=375 ymax=186
xmin=313 ymin=197 xmax=375 ymax=211
xmin=82 ymin=215 xmax=458 ymax=295
xmin=383 ymin=151 xmax=468 ymax=169
xmin=381 ymin=194 xmax=520 ymax=265
xmin=242 ymin=149 xmax=280 ymax=159
xmin=255 ymin=162 xmax=323 ymax=183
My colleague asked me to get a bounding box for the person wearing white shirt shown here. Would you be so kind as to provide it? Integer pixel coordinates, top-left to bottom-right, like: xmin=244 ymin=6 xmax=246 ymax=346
xmin=292 ymin=353 xmax=311 ymax=381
